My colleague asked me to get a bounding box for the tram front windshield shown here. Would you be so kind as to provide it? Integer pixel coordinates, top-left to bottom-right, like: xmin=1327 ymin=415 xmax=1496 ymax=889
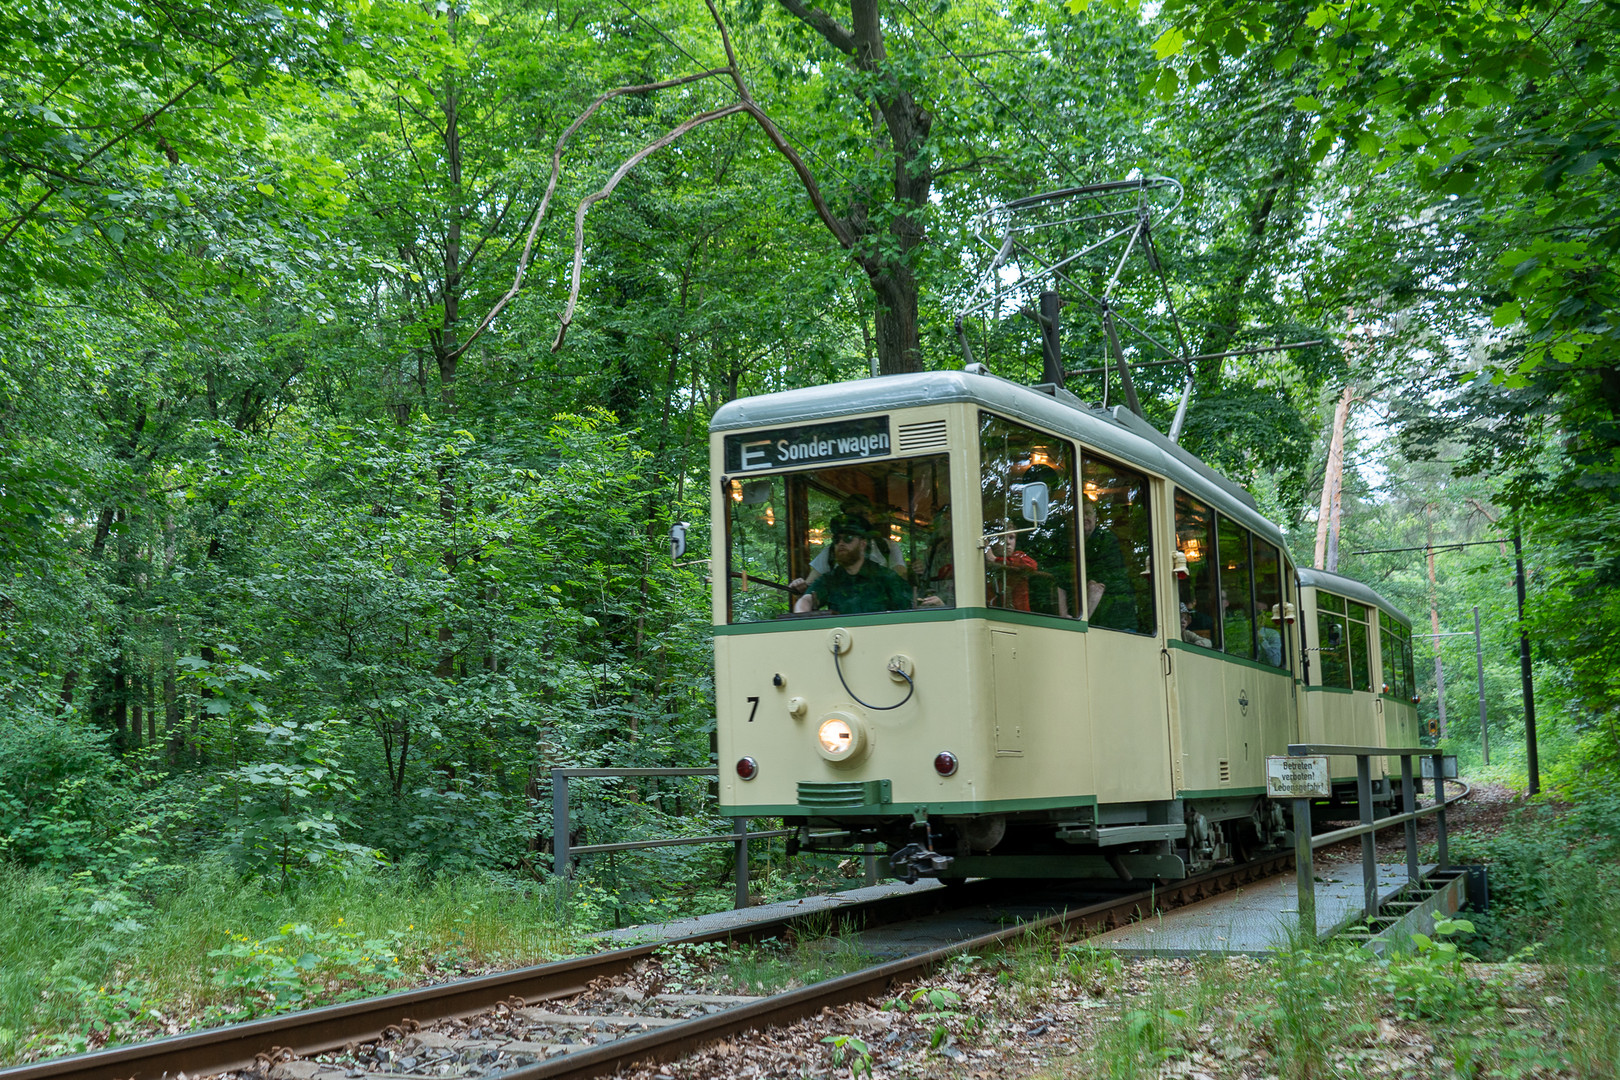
xmin=726 ymin=455 xmax=952 ymax=623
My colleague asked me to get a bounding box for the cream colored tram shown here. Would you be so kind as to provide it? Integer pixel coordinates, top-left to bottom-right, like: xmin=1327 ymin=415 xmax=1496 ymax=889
xmin=1296 ymin=569 xmax=1421 ymax=819
xmin=709 ymin=370 xmax=1396 ymax=881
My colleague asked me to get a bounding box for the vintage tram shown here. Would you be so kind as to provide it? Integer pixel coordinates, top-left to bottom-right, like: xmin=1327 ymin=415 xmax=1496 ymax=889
xmin=708 ymin=368 xmax=1418 ymax=882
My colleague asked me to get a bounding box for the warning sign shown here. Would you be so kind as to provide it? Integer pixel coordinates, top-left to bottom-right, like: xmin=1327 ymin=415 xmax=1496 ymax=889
xmin=1266 ymin=755 xmax=1331 ymax=799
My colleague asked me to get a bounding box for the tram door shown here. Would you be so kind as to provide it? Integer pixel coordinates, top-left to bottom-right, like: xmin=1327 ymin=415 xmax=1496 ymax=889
xmin=1082 ymin=454 xmax=1174 ymax=803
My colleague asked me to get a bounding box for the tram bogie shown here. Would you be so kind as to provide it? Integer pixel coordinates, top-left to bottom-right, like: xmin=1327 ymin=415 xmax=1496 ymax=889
xmin=709 ymin=370 xmax=1419 ymax=883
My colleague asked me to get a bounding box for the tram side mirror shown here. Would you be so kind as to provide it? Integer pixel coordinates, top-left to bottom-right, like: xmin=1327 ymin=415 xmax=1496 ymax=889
xmin=741 ymin=481 xmax=772 ymax=505
xmin=669 ymin=522 xmax=689 ymax=561
xmin=1020 ymin=482 xmax=1050 ymax=525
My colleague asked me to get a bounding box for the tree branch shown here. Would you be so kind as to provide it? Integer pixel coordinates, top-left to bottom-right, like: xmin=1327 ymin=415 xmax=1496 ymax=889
xmin=444 ymin=67 xmax=734 ymax=363
xmin=704 ymin=0 xmax=854 ymax=248
xmin=775 ymin=0 xmax=856 ymax=54
xmin=0 ymin=56 xmax=236 ymax=249
xmin=552 ymin=103 xmax=749 ymax=351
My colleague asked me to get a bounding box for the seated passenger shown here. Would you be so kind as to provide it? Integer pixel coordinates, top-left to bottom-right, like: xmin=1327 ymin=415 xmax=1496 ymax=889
xmin=1258 ymin=625 xmax=1283 ymax=667
xmin=1083 ymin=505 xmax=1137 ymax=631
xmin=919 ymin=511 xmax=955 ymax=606
xmin=1180 ymin=603 xmax=1213 ymax=648
xmin=794 ymin=515 xmax=938 ymax=615
xmin=985 ymin=525 xmax=1038 ymax=612
xmin=1221 ymin=587 xmax=1255 ymax=656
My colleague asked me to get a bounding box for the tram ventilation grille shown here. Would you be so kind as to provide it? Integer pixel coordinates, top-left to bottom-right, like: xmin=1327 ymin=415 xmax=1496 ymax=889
xmin=1219 ymin=759 xmax=1231 ymax=783
xmin=797 ymin=779 xmax=892 ymax=809
xmin=897 ymin=420 xmax=948 ymax=452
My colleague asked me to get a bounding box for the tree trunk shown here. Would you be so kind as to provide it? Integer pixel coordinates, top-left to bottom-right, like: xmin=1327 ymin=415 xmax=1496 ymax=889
xmin=1313 ymin=386 xmax=1355 ymax=570
xmin=777 ymin=0 xmax=932 ymax=375
xmin=1425 ymin=512 xmax=1448 ymax=738
xmin=432 ymin=21 xmax=463 ymax=683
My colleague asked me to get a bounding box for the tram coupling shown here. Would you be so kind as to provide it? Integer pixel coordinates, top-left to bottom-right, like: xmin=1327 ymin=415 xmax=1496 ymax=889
xmin=889 ymin=842 xmax=954 ymax=884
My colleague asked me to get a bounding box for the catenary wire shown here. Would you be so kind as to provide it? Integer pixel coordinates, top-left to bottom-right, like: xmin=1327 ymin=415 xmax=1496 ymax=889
xmin=887 ymin=0 xmax=1078 ymax=187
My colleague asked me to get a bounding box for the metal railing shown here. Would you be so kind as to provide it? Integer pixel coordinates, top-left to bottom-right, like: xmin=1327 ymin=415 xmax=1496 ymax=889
xmin=1287 ymin=744 xmax=1469 ymax=939
xmin=550 ymin=767 xmax=795 ymax=910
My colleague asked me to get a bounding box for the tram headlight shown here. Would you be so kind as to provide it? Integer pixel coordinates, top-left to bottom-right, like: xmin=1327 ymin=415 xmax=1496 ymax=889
xmin=814 ymin=711 xmax=868 ymax=764
xmin=818 ymin=718 xmax=854 ymax=754
xmin=934 ymin=751 xmax=959 ymax=777
xmin=736 ymin=756 xmax=758 ymax=780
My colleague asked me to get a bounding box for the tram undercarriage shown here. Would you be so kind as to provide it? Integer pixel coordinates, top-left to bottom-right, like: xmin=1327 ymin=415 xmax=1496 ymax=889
xmin=784 ymin=796 xmax=1295 ymax=885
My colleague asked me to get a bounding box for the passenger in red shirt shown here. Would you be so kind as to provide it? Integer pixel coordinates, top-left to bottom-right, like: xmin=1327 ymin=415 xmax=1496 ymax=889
xmin=987 ymin=528 xmax=1038 ymax=611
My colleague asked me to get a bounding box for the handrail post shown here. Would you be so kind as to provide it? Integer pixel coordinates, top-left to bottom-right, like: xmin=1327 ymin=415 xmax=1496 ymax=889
xmin=1400 ymin=754 xmax=1418 ymax=884
xmin=733 ymin=817 xmax=749 ymax=909
xmin=1356 ymin=754 xmax=1378 ymax=923
xmin=552 ymin=769 xmax=570 ymax=882
xmin=1432 ymin=753 xmax=1450 ymax=871
xmin=1293 ymin=796 xmax=1316 ymax=940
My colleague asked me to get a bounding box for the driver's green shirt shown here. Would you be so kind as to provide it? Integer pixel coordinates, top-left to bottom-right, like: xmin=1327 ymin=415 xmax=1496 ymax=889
xmin=809 ymin=560 xmax=912 ymax=615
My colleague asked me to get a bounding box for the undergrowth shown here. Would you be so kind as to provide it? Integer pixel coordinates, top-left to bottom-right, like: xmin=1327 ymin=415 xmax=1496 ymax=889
xmin=0 ymin=861 xmax=584 ymax=1066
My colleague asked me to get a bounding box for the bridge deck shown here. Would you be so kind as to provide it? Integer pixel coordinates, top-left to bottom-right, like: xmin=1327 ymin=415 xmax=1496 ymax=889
xmin=1086 ymin=862 xmax=1438 ymax=956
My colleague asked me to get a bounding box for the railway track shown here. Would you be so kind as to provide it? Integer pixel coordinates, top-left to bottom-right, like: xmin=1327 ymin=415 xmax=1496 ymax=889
xmin=1 ymin=852 xmax=1290 ymax=1080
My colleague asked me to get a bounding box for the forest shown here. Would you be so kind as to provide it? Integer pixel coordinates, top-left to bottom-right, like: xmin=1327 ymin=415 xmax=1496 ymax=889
xmin=0 ymin=0 xmax=1616 ymax=1061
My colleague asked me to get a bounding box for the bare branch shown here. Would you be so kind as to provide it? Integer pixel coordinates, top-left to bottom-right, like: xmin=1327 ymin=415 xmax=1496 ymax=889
xmin=703 ymin=0 xmax=854 ymax=248
xmin=445 ymin=67 xmax=733 ymax=363
xmin=552 ymin=103 xmax=749 ymax=351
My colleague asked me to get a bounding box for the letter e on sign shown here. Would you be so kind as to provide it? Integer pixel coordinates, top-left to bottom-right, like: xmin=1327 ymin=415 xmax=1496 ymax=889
xmin=740 ymin=440 xmax=771 ymax=470
xmin=1265 ymin=755 xmax=1330 ymax=799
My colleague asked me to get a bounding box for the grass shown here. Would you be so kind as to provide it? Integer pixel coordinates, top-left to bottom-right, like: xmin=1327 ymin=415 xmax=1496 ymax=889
xmin=650 ymin=920 xmax=879 ymax=997
xmin=0 ymin=861 xmax=587 ymax=1066
xmin=1018 ymin=784 xmax=1620 ymax=1079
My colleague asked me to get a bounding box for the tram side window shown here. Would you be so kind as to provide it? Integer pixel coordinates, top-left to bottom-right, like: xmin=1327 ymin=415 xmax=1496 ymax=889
xmin=1216 ymin=516 xmax=1255 ymax=661
xmin=1253 ymin=541 xmax=1287 ymax=668
xmin=1315 ymin=591 xmax=1350 ymax=688
xmin=725 ymin=454 xmax=953 ymax=623
xmin=1380 ymin=611 xmax=1409 ymax=696
xmin=1347 ymin=602 xmax=1374 ymax=692
xmin=978 ymin=413 xmax=1077 ymax=617
xmin=1402 ymin=636 xmax=1415 ymax=700
xmin=1080 ymin=452 xmax=1155 ymax=634
xmin=1174 ymin=492 xmax=1219 ymax=650
xmin=1396 ymin=625 xmax=1410 ymax=698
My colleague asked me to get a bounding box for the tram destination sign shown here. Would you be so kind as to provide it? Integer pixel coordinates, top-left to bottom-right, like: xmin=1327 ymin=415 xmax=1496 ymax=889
xmin=1266 ymin=755 xmax=1331 ymax=799
xmin=724 ymin=416 xmax=892 ymax=473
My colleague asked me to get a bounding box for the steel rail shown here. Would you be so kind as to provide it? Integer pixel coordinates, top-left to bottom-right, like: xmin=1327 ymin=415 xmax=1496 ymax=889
xmin=0 ymin=883 xmax=992 ymax=1080
xmin=484 ymin=852 xmax=1293 ymax=1080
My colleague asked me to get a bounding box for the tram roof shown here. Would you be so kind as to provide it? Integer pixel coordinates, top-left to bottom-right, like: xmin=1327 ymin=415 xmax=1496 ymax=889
xmin=1297 ymin=567 xmax=1411 ymax=626
xmin=711 ymin=369 xmax=1286 ymax=551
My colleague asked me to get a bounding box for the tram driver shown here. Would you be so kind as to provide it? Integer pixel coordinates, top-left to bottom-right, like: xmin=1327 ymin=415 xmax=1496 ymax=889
xmin=793 ymin=514 xmax=945 ymax=615
xmin=787 ymin=495 xmax=906 ymax=595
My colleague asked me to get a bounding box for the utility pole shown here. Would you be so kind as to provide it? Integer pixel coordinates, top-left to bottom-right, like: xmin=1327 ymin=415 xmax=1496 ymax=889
xmin=1474 ymin=605 xmax=1489 ymax=766
xmin=1351 ymin=537 xmax=1538 ymax=786
xmin=1513 ymin=528 xmax=1540 ymax=794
